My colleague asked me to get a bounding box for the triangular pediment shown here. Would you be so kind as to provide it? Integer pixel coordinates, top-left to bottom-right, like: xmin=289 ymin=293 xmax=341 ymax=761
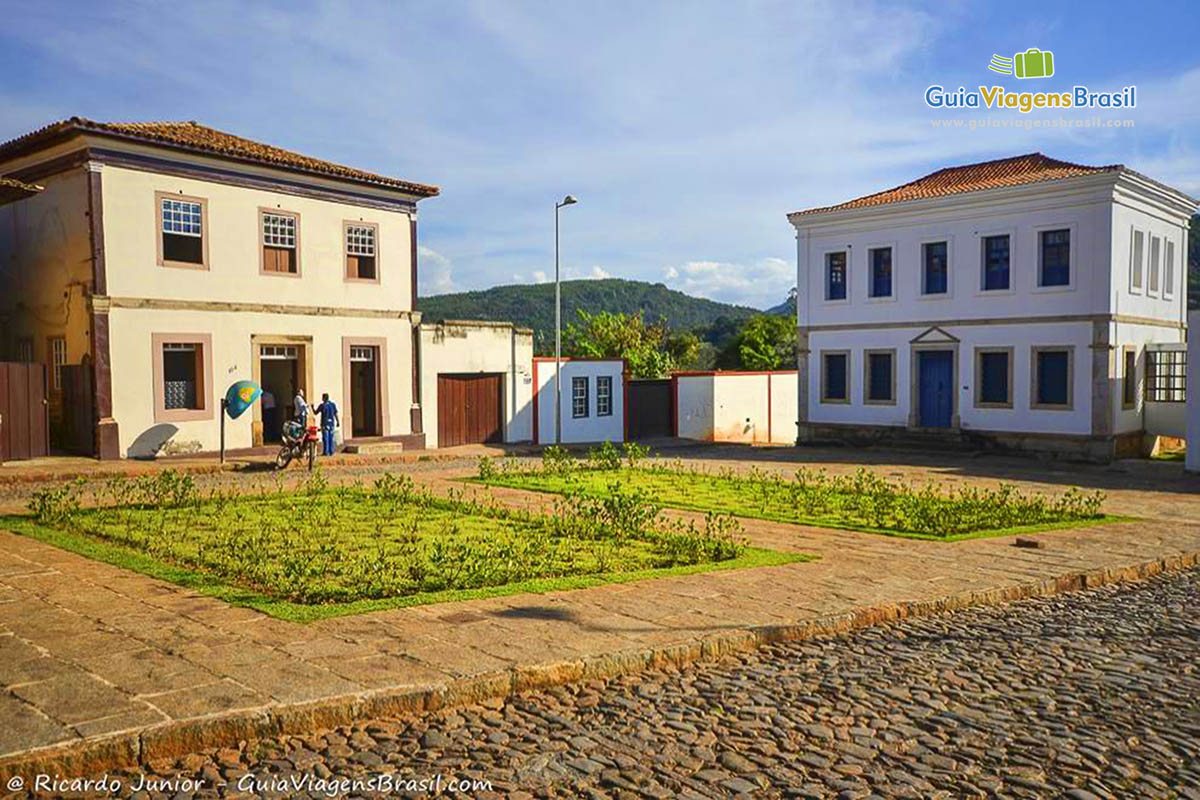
xmin=910 ymin=325 xmax=959 ymax=344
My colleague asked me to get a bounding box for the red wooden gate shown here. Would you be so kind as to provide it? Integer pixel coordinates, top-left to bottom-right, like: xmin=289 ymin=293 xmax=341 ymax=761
xmin=0 ymin=362 xmax=50 ymax=462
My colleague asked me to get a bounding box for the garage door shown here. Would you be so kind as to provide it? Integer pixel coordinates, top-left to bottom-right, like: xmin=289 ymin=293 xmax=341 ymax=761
xmin=437 ymin=373 xmax=503 ymax=447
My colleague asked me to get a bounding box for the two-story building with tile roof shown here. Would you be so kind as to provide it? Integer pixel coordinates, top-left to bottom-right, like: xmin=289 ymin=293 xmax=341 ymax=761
xmin=788 ymin=153 xmax=1195 ymax=461
xmin=0 ymin=118 xmax=438 ymax=458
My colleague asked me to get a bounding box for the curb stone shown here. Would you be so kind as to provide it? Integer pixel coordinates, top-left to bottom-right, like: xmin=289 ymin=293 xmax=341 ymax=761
xmin=0 ymin=550 xmax=1195 ymax=780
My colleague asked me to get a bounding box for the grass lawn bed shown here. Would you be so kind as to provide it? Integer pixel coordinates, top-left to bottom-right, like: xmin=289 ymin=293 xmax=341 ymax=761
xmin=474 ymin=445 xmax=1118 ymax=541
xmin=8 ymin=471 xmax=807 ymax=622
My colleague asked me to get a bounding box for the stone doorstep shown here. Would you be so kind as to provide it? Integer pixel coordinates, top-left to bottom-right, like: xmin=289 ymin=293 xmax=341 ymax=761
xmin=0 ymin=550 xmax=1195 ymax=781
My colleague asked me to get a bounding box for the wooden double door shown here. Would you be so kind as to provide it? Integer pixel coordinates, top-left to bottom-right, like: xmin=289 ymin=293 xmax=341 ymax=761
xmin=437 ymin=373 xmax=503 ymax=447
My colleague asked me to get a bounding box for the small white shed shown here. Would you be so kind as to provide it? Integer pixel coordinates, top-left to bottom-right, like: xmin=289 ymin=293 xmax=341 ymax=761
xmin=533 ymin=358 xmax=626 ymax=445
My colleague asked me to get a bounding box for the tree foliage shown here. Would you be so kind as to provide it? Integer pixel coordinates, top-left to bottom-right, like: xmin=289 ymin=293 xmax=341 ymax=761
xmin=563 ymin=310 xmax=677 ymax=378
xmin=718 ymin=314 xmax=797 ymax=371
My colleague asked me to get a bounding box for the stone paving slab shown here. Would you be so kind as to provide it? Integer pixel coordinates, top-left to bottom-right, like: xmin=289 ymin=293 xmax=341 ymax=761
xmin=0 ymin=454 xmax=1197 ymax=778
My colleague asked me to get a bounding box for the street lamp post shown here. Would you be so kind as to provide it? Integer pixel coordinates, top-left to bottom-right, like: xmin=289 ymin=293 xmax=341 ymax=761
xmin=554 ymin=194 xmax=577 ymax=445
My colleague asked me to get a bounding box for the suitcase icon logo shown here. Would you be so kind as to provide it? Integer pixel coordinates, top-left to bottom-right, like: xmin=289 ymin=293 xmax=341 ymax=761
xmin=988 ymin=48 xmax=1055 ymax=79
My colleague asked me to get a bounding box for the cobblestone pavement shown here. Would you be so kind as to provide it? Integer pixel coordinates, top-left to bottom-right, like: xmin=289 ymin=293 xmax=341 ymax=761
xmin=82 ymin=568 xmax=1200 ymax=799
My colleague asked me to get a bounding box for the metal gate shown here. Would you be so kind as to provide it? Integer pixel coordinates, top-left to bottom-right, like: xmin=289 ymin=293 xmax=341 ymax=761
xmin=626 ymin=379 xmax=673 ymax=439
xmin=0 ymin=362 xmax=50 ymax=462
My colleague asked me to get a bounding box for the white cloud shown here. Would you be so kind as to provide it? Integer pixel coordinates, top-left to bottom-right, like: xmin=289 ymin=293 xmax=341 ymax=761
xmin=532 ymin=270 xmax=549 ymax=283
xmin=417 ymin=245 xmax=456 ymax=295
xmin=665 ymin=257 xmax=793 ymax=309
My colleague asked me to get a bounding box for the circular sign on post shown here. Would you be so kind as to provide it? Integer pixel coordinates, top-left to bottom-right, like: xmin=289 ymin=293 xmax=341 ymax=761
xmin=224 ymin=380 xmax=262 ymax=420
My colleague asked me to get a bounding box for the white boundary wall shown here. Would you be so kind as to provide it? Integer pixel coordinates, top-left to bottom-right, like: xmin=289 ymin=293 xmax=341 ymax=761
xmin=676 ymin=371 xmax=797 ymax=444
xmin=1187 ymin=311 xmax=1199 ymax=474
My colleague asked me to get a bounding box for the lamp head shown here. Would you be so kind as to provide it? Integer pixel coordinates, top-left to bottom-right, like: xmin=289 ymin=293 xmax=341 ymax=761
xmin=560 ymin=195 xmax=578 ymax=207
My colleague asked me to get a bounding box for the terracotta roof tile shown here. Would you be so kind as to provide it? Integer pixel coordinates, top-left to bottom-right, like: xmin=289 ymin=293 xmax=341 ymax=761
xmin=0 ymin=117 xmax=438 ymax=197
xmin=789 ymin=153 xmax=1121 ymax=218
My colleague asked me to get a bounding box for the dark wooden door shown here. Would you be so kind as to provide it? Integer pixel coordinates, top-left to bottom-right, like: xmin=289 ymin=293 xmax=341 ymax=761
xmin=59 ymin=365 xmax=96 ymax=455
xmin=437 ymin=373 xmax=503 ymax=447
xmin=0 ymin=362 xmax=50 ymax=462
xmin=627 ymin=379 xmax=673 ymax=439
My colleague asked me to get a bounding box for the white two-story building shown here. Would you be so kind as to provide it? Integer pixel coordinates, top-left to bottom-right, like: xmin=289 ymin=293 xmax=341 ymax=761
xmin=0 ymin=118 xmax=438 ymax=458
xmin=788 ymin=153 xmax=1194 ymax=461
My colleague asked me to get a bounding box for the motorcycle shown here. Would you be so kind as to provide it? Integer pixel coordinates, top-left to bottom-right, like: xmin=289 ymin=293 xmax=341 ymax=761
xmin=276 ymin=420 xmax=319 ymax=470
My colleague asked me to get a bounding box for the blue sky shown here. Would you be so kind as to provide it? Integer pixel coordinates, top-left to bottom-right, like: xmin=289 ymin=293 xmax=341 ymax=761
xmin=2 ymin=1 xmax=1197 ymax=309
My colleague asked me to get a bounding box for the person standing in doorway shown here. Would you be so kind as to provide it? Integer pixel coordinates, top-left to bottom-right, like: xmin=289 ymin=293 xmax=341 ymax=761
xmin=315 ymin=393 xmax=340 ymax=456
xmin=293 ymin=388 xmax=308 ymax=424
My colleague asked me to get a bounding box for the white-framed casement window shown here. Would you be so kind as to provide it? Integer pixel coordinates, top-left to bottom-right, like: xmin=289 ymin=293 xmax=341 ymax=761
xmin=921 ymin=240 xmax=949 ymax=295
xmin=1037 ymin=228 xmax=1071 ymax=288
xmin=572 ymin=376 xmax=589 ymax=418
xmin=596 ymin=375 xmax=613 ymax=416
xmin=867 ymin=247 xmax=893 ymax=299
xmin=980 ymin=234 xmax=1011 ymax=292
xmin=48 ymin=336 xmax=66 ymax=391
xmin=345 ymin=222 xmax=379 ymax=281
xmin=1130 ymin=229 xmax=1145 ymax=293
xmin=824 ymin=251 xmax=848 ymax=302
xmin=151 ymin=333 xmax=214 ymax=422
xmin=864 ymin=349 xmax=895 ymax=404
xmin=1163 ymin=240 xmax=1176 ymax=300
xmin=1122 ymin=347 xmax=1138 ymax=409
xmin=261 ymin=210 xmax=299 ymax=274
xmin=974 ymin=347 xmax=1013 ymax=409
xmin=1147 ymin=235 xmax=1161 ymax=297
xmin=156 ymin=193 xmax=207 ymax=268
xmin=1031 ymin=346 xmax=1074 ymax=410
xmin=820 ymin=351 xmax=850 ymax=404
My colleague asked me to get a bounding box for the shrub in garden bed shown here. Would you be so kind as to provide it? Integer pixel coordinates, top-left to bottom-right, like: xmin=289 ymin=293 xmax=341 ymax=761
xmin=13 ymin=468 xmax=772 ymax=610
xmin=473 ymin=448 xmax=1110 ymax=539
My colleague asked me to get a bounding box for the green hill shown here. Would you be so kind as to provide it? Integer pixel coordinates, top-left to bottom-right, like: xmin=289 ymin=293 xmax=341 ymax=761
xmin=419 ymin=278 xmax=760 ymax=351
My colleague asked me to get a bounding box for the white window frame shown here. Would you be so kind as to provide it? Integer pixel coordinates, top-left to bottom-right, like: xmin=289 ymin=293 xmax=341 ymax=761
xmin=822 ymin=249 xmax=850 ymax=305
xmin=1147 ymin=235 xmax=1161 ymax=298
xmin=977 ymin=228 xmax=1015 ymax=295
xmin=865 ymin=243 xmax=896 ymax=301
xmin=1032 ymin=223 xmax=1076 ymax=293
xmin=1129 ymin=228 xmax=1145 ymax=294
xmin=1163 ymin=239 xmax=1176 ymax=300
xmin=596 ymin=375 xmax=613 ymax=416
xmin=49 ymin=336 xmax=66 ymax=391
xmin=917 ymin=236 xmax=952 ymax=299
xmin=571 ymin=376 xmax=589 ymax=418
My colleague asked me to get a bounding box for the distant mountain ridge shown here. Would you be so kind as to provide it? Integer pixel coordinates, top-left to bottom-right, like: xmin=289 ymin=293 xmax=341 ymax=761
xmin=419 ymin=278 xmax=764 ymax=349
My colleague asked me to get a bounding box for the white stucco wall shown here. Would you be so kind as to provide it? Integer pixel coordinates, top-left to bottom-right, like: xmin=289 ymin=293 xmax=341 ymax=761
xmin=109 ymin=305 xmax=414 ymax=456
xmin=533 ymin=359 xmax=625 ymax=445
xmin=99 ymin=163 xmax=416 ymax=311
xmin=807 ymin=322 xmax=1095 ymax=435
xmin=676 ymin=372 xmax=797 ymax=444
xmin=676 ymin=375 xmax=714 ymax=440
xmin=1187 ymin=311 xmax=1199 ymax=474
xmin=419 ymin=322 xmax=533 ymax=448
xmin=793 ymin=172 xmax=1193 ymax=445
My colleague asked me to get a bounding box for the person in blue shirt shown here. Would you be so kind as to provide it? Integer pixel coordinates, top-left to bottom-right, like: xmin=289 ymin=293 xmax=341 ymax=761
xmin=314 ymin=393 xmax=340 ymax=456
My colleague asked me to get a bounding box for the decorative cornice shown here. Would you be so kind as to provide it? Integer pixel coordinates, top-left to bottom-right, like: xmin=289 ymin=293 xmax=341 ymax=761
xmin=92 ymin=295 xmax=420 ymax=322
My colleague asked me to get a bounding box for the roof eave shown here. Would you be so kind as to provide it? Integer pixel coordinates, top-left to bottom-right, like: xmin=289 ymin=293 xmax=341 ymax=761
xmin=787 ymin=172 xmax=1124 ymax=227
xmin=0 ymin=120 xmax=440 ymax=199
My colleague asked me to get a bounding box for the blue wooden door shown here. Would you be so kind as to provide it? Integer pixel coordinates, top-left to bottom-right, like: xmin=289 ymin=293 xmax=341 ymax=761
xmin=918 ymin=351 xmax=953 ymax=428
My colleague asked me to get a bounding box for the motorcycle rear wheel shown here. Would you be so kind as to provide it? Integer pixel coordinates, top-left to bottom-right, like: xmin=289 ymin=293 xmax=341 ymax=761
xmin=306 ymin=441 xmax=316 ymax=471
